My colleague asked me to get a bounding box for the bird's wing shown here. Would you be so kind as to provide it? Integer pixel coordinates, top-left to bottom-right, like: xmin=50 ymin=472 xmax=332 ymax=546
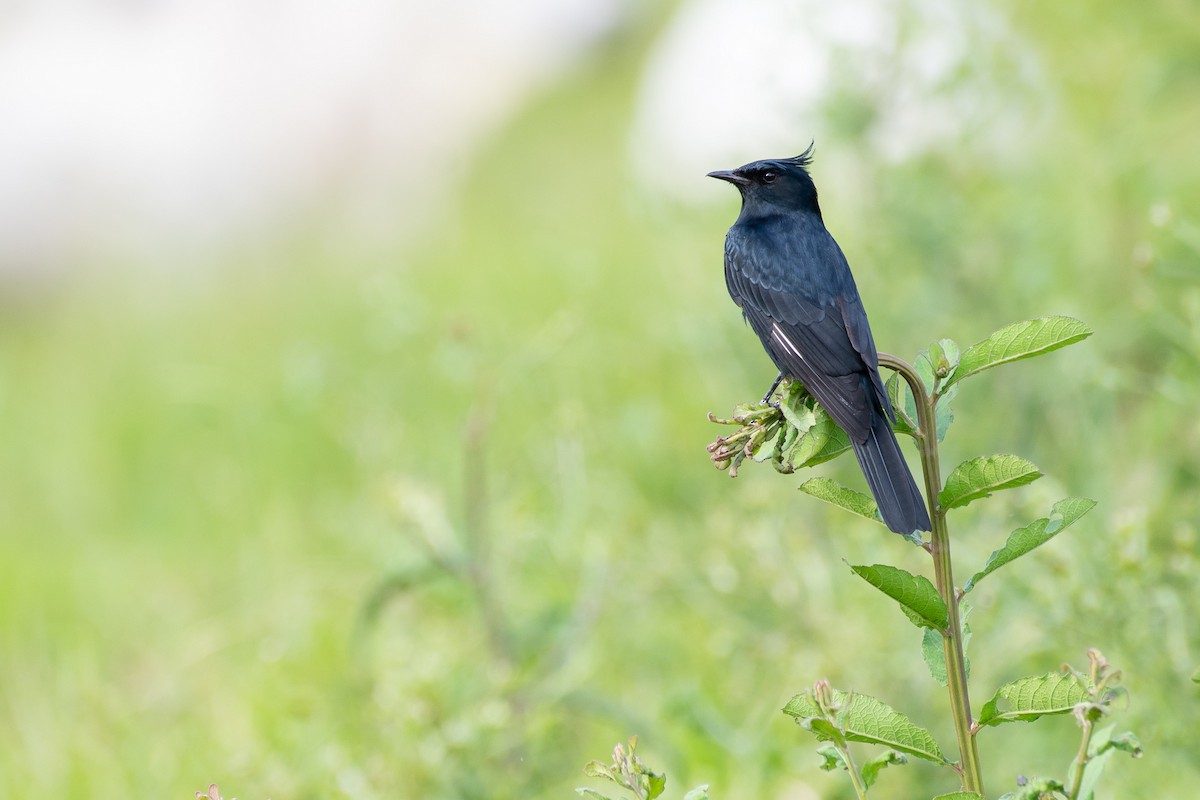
xmin=835 ymin=291 xmax=893 ymax=421
xmin=725 ymin=231 xmax=886 ymax=440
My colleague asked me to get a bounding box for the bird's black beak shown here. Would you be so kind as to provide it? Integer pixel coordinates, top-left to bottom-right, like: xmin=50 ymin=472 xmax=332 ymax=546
xmin=707 ymin=169 xmax=750 ymax=187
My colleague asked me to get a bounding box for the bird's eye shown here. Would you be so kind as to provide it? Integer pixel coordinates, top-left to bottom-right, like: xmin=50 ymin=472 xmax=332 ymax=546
xmin=762 ymin=171 xmax=777 ymax=184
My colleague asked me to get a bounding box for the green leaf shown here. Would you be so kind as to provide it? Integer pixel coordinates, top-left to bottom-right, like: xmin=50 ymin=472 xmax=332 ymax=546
xmin=1078 ymin=723 xmax=1142 ymax=800
xmin=884 ymin=368 xmax=954 ymax=441
xmin=998 ymin=778 xmax=1066 ymax=800
xmin=884 ymin=372 xmax=919 ymax=436
xmin=1078 ymin=729 xmax=1144 ymax=800
xmin=798 ymin=478 xmax=883 ymax=524
xmin=781 ymin=398 xmax=837 ymax=468
xmin=942 ymin=316 xmax=1092 ymax=389
xmin=977 ymin=672 xmax=1090 ymax=726
xmin=922 ymin=603 xmax=971 ymax=686
xmin=964 ymin=497 xmax=1097 ymax=591
xmin=1078 ymin=756 xmax=1112 ymax=800
xmin=751 ymin=420 xmax=789 ymax=464
xmin=779 ymin=389 xmax=818 ymax=431
xmin=807 ymin=717 xmax=847 ymax=747
xmin=933 ymin=793 xmax=985 ymax=800
xmin=849 ymin=564 xmax=947 ymax=630
xmin=1077 ymin=723 xmax=1116 ymax=800
xmin=861 ymin=749 xmax=907 ymax=788
xmin=915 ymin=349 xmax=937 ymax=395
xmin=775 ymin=383 xmax=853 ymax=469
xmin=914 ymin=338 xmax=962 ymax=396
xmin=783 ymin=689 xmax=950 ymax=765
xmin=815 ymin=744 xmax=846 ymax=772
xmin=582 ymin=761 xmax=616 ymax=781
xmin=939 ymin=454 xmax=1043 ymax=510
xmin=575 ymin=789 xmax=612 ymax=800
xmin=1102 ymin=731 xmax=1143 ymax=757
xmin=645 ymin=771 xmax=666 ymax=799
xmin=681 ymin=786 xmax=710 ymax=800
xmin=934 ymin=383 xmax=956 ymax=441
xmin=921 ymin=628 xmax=946 ymax=685
xmin=795 ymin=417 xmax=853 ymax=467
xmin=927 ymin=338 xmax=962 ymax=387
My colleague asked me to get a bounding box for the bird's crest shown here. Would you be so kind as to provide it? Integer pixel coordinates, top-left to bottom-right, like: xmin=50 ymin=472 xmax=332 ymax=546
xmin=782 ymin=141 xmax=816 ymax=171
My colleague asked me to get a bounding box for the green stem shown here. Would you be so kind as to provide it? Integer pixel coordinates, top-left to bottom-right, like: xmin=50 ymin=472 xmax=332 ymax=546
xmin=1066 ymin=651 xmax=1108 ymax=799
xmin=1065 ymin=717 xmax=1096 ymax=800
xmin=839 ymin=743 xmax=870 ymax=800
xmin=879 ymin=353 xmax=984 ymax=796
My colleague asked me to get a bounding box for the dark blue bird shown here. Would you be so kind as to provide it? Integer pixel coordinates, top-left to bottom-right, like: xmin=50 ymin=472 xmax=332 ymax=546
xmin=709 ymin=146 xmax=931 ymax=535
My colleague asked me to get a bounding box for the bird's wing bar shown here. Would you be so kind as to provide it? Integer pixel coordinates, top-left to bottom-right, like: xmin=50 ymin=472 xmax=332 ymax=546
xmin=738 ymin=303 xmax=874 ymax=442
xmin=725 ymin=258 xmax=863 ymax=374
xmin=723 ymin=227 xmax=882 ymax=440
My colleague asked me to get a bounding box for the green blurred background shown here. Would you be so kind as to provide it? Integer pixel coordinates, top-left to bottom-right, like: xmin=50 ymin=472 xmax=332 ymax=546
xmin=2 ymin=2 xmax=1198 ymax=798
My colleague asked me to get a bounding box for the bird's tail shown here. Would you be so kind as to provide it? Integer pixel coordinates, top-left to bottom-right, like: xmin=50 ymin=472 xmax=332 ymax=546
xmin=851 ymin=409 xmax=931 ymax=535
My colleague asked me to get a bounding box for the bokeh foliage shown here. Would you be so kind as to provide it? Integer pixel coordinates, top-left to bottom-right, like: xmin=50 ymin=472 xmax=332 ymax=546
xmin=2 ymin=2 xmax=1198 ymax=798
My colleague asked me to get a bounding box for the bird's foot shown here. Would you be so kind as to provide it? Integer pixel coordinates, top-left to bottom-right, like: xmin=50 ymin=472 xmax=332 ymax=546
xmin=760 ymin=373 xmax=785 ymax=406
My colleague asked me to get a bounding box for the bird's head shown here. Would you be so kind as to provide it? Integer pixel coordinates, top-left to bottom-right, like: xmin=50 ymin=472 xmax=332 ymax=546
xmin=707 ymin=143 xmax=821 ymax=216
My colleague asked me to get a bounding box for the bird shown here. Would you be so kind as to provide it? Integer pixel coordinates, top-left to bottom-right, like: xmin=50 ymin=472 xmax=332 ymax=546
xmin=708 ymin=145 xmax=931 ymax=535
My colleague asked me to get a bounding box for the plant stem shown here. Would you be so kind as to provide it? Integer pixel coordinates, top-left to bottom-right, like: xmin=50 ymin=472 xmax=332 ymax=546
xmin=879 ymin=353 xmax=985 ymax=796
xmin=1066 ymin=651 xmax=1109 ymax=799
xmin=838 ymin=743 xmax=870 ymax=800
xmin=1065 ymin=716 xmax=1096 ymax=800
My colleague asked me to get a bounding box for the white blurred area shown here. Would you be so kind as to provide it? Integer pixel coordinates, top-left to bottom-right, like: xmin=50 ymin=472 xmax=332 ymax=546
xmin=0 ymin=0 xmax=625 ymax=285
xmin=630 ymin=0 xmax=1046 ymax=197
xmin=0 ymin=0 xmax=1045 ymax=287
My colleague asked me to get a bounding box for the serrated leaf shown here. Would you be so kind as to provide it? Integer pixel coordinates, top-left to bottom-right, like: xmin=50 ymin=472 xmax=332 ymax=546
xmin=942 ymin=316 xmax=1092 ymax=389
xmin=933 ymin=793 xmax=985 ymax=800
xmin=964 ymin=497 xmax=1097 ymax=591
xmin=795 ymin=409 xmax=853 ymax=468
xmin=798 ymin=478 xmax=883 ymax=524
xmin=774 ymin=384 xmax=853 ymax=469
xmin=861 ymin=749 xmax=907 ymax=788
xmin=682 ymin=786 xmax=710 ymax=800
xmin=781 ymin=398 xmax=831 ymax=467
xmin=939 ymin=454 xmax=1043 ymax=510
xmin=977 ymin=672 xmax=1090 ymax=726
xmin=923 ymin=603 xmax=971 ymax=686
xmin=779 ymin=390 xmax=819 ymax=432
xmin=849 ymin=564 xmax=947 ymax=630
xmin=783 ymin=689 xmax=949 ymax=764
xmin=582 ymin=761 xmax=616 ymax=781
xmin=922 ymin=628 xmax=946 ymax=686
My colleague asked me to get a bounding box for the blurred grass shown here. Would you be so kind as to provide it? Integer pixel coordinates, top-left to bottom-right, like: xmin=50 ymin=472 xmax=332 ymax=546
xmin=2 ymin=3 xmax=1199 ymax=798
